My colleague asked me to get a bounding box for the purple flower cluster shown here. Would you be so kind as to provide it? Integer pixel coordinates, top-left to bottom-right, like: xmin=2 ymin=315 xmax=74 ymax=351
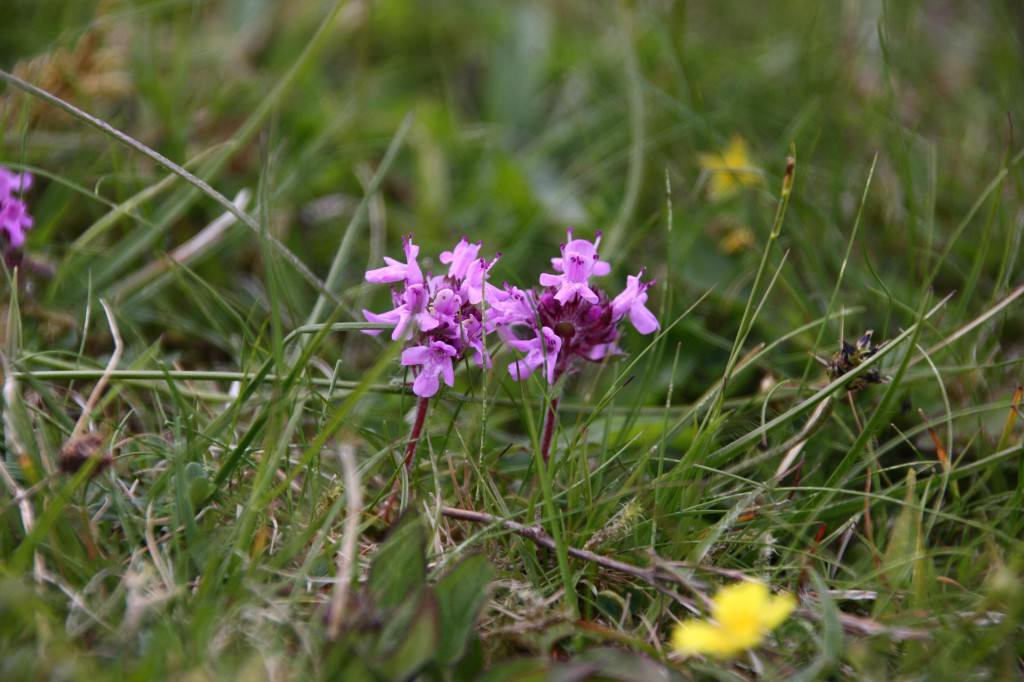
xmin=363 ymin=230 xmax=658 ymax=397
xmin=363 ymin=236 xmax=497 ymax=397
xmin=493 ymin=230 xmax=658 ymax=384
xmin=0 ymin=167 xmax=34 ymax=249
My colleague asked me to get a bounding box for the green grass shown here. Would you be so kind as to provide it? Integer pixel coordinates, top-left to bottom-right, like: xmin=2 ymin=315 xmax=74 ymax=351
xmin=3 ymin=1 xmax=1024 ymax=679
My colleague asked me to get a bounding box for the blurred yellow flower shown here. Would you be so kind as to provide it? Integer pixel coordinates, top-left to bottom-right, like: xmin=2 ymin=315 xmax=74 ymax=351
xmin=671 ymin=581 xmax=795 ymax=659
xmin=718 ymin=225 xmax=755 ymax=254
xmin=698 ymin=136 xmax=761 ymax=201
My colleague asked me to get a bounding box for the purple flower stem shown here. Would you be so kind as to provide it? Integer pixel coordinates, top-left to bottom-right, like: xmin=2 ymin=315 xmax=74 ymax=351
xmin=381 ymin=396 xmax=431 ymax=523
xmin=540 ymin=397 xmax=560 ymax=463
xmin=403 ymin=396 xmax=431 ymax=470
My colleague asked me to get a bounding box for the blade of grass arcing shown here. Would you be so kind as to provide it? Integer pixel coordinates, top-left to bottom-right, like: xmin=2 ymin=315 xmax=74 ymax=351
xmin=2 ymin=0 xmax=353 ymax=298
xmin=68 ymin=143 xmax=224 ymax=252
xmin=798 ymin=154 xmax=877 ymax=391
xmin=305 ymin=112 xmax=414 ymax=331
xmin=678 ymin=246 xmax=792 ymax=481
xmin=578 ymin=288 xmax=715 ymax=434
xmin=708 ymin=293 xmax=953 ymax=464
xmin=914 ymin=343 xmax=958 ymax=519
xmin=996 ymin=385 xmax=1022 ymax=456
xmin=327 ymin=444 xmax=362 ymax=639
xmin=267 ymin=340 xmax=403 ymax=502
xmin=794 ymin=293 xmax=934 ymax=551
xmin=0 ymin=358 xmax=45 ymax=583
xmin=991 ymin=211 xmax=1024 ymax=305
xmin=0 ymin=162 xmax=170 ymax=258
xmin=692 ymin=152 xmax=795 ymax=469
xmin=0 ymin=69 xmax=333 ymax=301
xmin=918 ymin=282 xmax=1024 ymax=360
xmin=9 ymin=452 xmax=107 ymax=574
xmin=601 ymin=2 xmax=645 ymax=256
xmin=925 ymin=147 xmax=1024 ymax=287
xmin=955 ymin=146 xmax=1008 ymax=320
xmin=109 ymin=189 xmax=252 ymax=301
xmin=68 ymin=300 xmax=122 ymax=442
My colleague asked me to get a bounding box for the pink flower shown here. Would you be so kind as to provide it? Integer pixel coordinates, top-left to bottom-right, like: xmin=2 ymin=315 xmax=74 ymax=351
xmin=429 ymin=284 xmax=463 ymax=324
xmin=507 ymin=326 xmax=562 ymax=384
xmin=363 ymin=236 xmax=502 ymax=396
xmin=549 ymin=229 xmax=610 ymax=278
xmin=462 ymin=254 xmax=500 ymax=305
xmin=362 ymin=283 xmax=439 ymax=340
xmin=584 ymin=342 xmax=620 ymax=361
xmin=401 ymin=340 xmax=457 ymax=397
xmin=0 ymin=168 xmax=33 ymax=197
xmin=0 ymin=167 xmax=35 ymax=250
xmin=0 ymin=198 xmax=34 ymax=248
xmin=439 ymin=238 xmax=481 ymax=279
xmin=539 ymin=231 xmax=608 ymax=304
xmin=365 ymin=235 xmax=423 ymax=285
xmin=487 ymin=284 xmax=536 ymax=330
xmin=611 ymin=272 xmax=659 ymax=334
xmin=458 ymin=315 xmax=491 ymax=368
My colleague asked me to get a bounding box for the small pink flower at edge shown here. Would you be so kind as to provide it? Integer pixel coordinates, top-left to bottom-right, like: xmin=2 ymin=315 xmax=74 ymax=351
xmin=611 ymin=271 xmax=659 ymax=334
xmin=0 ymin=167 xmax=35 ymax=249
xmin=0 ymin=199 xmax=34 ymax=248
xmin=365 ymin=234 xmax=423 ymax=284
xmin=0 ymin=168 xmax=33 ymax=197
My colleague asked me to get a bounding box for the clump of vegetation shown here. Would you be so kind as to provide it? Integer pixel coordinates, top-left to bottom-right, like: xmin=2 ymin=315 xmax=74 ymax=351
xmin=2 ymin=1 xmax=1024 ymax=680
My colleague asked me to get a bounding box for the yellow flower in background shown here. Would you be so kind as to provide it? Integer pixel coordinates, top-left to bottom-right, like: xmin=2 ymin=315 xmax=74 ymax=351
xmin=718 ymin=225 xmax=755 ymax=254
xmin=698 ymin=136 xmax=761 ymax=201
xmin=671 ymin=581 xmax=796 ymax=659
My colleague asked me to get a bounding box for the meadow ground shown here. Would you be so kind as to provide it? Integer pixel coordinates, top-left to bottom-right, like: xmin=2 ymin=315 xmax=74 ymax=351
xmin=2 ymin=1 xmax=1024 ymax=680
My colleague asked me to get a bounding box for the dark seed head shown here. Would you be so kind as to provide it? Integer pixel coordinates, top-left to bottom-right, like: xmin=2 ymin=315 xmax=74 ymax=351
xmin=823 ymin=330 xmax=885 ymax=392
xmin=554 ymin=321 xmax=575 ymax=338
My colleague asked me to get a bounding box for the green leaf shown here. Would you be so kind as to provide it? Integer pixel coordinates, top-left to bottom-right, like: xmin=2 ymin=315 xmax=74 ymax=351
xmin=378 ymin=592 xmax=439 ymax=681
xmin=553 ymin=648 xmax=683 ymax=681
xmin=368 ymin=512 xmax=427 ymax=610
xmin=813 ymin=571 xmax=843 ymax=664
xmin=789 ymin=570 xmax=842 ymax=682
xmin=477 ymin=659 xmax=550 ymax=682
xmin=435 ymin=554 xmax=495 ymax=665
xmin=875 ymin=468 xmax=919 ymax=617
xmin=185 ymin=462 xmax=215 ymax=508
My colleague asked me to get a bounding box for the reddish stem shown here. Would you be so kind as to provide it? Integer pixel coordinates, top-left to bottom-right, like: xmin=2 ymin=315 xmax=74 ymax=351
xmin=540 ymin=397 xmax=560 ymax=463
xmin=402 ymin=396 xmax=431 ymax=470
xmin=382 ymin=396 xmax=431 ymax=523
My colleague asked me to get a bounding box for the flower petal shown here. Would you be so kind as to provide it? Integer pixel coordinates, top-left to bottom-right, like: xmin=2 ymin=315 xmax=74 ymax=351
xmin=671 ymin=622 xmax=743 ymax=659
xmin=760 ymin=592 xmax=797 ymax=631
xmin=507 ymin=359 xmax=535 ymax=381
xmin=629 ymin=303 xmax=660 ymax=334
xmin=412 ymin=370 xmax=440 ymax=397
xmin=401 ymin=345 xmax=432 ymax=366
